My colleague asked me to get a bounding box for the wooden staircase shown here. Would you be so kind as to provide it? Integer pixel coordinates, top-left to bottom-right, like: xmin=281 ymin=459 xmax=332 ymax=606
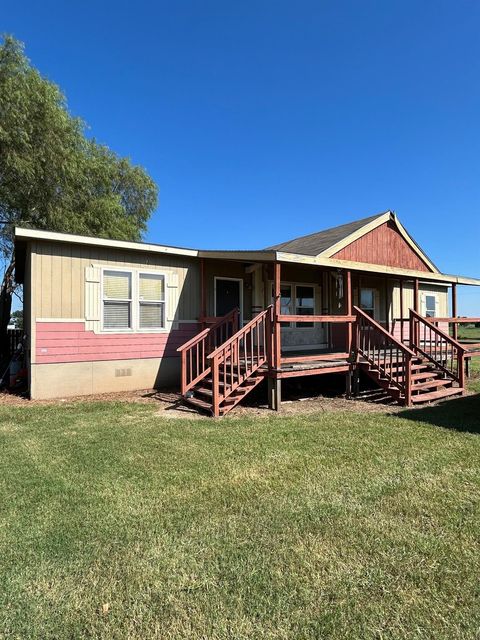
xmin=182 ymin=366 xmax=265 ymax=416
xmin=177 ymin=306 xmax=273 ymax=416
xmin=355 ymin=306 xmax=466 ymax=406
xmin=177 ymin=305 xmax=467 ymax=417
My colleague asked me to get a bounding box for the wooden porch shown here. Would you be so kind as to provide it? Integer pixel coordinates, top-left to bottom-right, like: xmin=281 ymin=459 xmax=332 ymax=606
xmin=177 ymin=259 xmax=479 ymax=416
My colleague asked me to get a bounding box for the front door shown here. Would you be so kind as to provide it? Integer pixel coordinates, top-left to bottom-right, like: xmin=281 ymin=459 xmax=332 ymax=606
xmin=215 ymin=278 xmax=242 ymax=320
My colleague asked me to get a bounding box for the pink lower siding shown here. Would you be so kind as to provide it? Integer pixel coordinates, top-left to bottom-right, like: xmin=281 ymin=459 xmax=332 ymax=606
xmin=391 ymin=320 xmax=449 ymax=344
xmin=35 ymin=321 xmax=198 ymax=364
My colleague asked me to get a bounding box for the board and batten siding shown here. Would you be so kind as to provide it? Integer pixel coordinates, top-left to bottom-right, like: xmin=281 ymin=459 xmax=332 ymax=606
xmin=29 ymin=240 xmax=201 ymax=398
xmin=33 ymin=240 xmax=200 ymax=321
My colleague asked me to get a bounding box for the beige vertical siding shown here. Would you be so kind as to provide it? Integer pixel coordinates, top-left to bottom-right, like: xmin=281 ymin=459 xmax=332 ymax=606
xmin=32 ymin=240 xmax=201 ymax=321
xmin=391 ymin=281 xmax=449 ymax=318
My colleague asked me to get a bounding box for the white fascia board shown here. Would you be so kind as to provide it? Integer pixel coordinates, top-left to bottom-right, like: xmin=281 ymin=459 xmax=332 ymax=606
xmin=14 ymin=227 xmax=199 ymax=258
xmin=276 ymin=251 xmax=480 ymax=286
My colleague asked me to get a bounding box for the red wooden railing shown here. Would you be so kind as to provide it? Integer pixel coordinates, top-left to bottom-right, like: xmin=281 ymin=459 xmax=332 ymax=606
xmin=208 ymin=306 xmax=273 ymax=417
xmin=177 ymin=308 xmax=239 ymax=395
xmin=278 ymin=314 xmax=356 ymax=363
xmin=409 ymin=309 xmax=466 ymax=387
xmin=354 ymin=306 xmax=415 ymax=405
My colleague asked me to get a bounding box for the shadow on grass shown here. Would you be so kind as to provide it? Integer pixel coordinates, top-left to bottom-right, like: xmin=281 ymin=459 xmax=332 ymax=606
xmin=397 ymin=392 xmax=480 ymax=434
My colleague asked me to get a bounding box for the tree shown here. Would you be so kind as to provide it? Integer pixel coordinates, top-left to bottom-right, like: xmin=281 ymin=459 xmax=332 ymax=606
xmin=0 ymin=36 xmax=158 ymax=357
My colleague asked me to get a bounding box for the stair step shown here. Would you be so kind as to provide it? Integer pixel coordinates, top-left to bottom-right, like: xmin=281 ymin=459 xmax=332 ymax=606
xmin=412 ymin=378 xmax=452 ymax=391
xmin=411 ymin=370 xmax=442 ymax=381
xmin=411 ymin=387 xmax=464 ymax=404
xmin=195 ymin=386 xmax=213 ymax=397
xmin=182 ymin=396 xmax=212 ymax=413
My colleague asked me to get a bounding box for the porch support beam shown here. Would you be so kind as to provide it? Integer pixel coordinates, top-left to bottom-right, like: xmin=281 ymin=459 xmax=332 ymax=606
xmin=200 ymin=258 xmax=207 ymax=328
xmin=384 ymin=276 xmax=389 ymax=333
xmin=414 ymin=278 xmax=419 ymax=312
xmin=399 ymin=279 xmax=404 ymax=343
xmin=268 ymin=377 xmax=282 ymax=410
xmin=452 ymin=283 xmax=458 ymax=340
xmin=273 ymin=262 xmax=282 ymax=371
xmin=345 ymin=269 xmax=352 ymax=354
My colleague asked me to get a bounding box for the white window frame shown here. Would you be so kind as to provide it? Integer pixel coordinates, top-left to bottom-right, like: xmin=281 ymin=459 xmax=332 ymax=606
xmin=422 ymin=293 xmax=438 ymax=318
xmin=101 ymin=267 xmax=133 ymax=333
xmin=100 ymin=266 xmax=169 ymax=333
xmin=138 ymin=270 xmax=167 ymax=331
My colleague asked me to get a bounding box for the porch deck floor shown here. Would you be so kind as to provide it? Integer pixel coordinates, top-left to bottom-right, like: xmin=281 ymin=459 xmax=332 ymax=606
xmin=275 ymin=350 xmax=351 ymax=376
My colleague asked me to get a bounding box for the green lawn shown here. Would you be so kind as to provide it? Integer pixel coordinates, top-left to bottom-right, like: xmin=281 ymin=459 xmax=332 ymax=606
xmin=457 ymin=325 xmax=480 ymax=341
xmin=1 ymin=388 xmax=480 ymax=639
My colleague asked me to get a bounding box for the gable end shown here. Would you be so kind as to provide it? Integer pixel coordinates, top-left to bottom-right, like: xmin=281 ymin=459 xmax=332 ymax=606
xmin=331 ymin=220 xmax=434 ymax=272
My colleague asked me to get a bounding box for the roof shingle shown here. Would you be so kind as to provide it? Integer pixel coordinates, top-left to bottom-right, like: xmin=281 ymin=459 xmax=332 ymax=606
xmin=265 ymin=212 xmax=387 ymax=256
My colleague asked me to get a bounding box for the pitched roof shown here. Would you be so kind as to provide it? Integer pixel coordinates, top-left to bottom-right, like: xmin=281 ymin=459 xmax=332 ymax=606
xmin=265 ymin=212 xmax=386 ymax=255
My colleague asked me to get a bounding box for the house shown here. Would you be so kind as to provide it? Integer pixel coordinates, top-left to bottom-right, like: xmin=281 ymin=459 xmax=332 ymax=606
xmin=14 ymin=210 xmax=480 ymax=413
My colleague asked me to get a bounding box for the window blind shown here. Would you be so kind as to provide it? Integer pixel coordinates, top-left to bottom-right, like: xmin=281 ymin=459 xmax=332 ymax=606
xmin=139 ymin=303 xmax=164 ymax=328
xmin=139 ymin=273 xmax=164 ymax=301
xmin=104 ymin=302 xmax=131 ymax=329
xmin=104 ymin=271 xmax=131 ymax=300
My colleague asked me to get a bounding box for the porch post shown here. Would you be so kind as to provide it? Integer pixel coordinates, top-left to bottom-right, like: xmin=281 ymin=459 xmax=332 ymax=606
xmin=268 ymin=377 xmax=282 ymax=411
xmin=274 ymin=262 xmax=281 ymax=370
xmin=399 ymin=279 xmax=404 ymax=344
xmin=200 ymin=258 xmax=207 ymax=327
xmin=345 ymin=269 xmax=352 ymax=354
xmin=452 ymin=283 xmax=458 ymax=340
xmin=384 ymin=276 xmax=389 ymax=333
xmin=413 ymin=277 xmax=420 ymax=349
xmin=270 ymin=262 xmax=282 ymax=411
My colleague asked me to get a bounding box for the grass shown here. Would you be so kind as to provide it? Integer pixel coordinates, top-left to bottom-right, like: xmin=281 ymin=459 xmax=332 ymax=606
xmin=1 ymin=391 xmax=480 ymax=639
xmin=457 ymin=325 xmax=480 ymax=341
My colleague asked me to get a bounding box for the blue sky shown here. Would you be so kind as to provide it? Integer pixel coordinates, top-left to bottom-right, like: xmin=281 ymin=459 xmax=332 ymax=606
xmin=3 ymin=0 xmax=480 ymax=312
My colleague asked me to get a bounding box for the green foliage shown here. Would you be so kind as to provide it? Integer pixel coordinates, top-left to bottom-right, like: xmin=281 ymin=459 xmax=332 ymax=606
xmin=0 ymin=35 xmax=157 ymax=250
xmin=9 ymin=309 xmax=22 ymax=328
xmin=0 ymin=35 xmax=158 ymax=354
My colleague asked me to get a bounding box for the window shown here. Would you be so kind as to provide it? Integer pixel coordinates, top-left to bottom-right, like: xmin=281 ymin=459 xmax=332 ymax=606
xmin=280 ymin=284 xmax=292 ymax=327
xmin=360 ymin=288 xmax=375 ymax=319
xmin=425 ymin=294 xmax=436 ymax=318
xmin=296 ymin=285 xmax=314 ymax=328
xmin=139 ymin=273 xmax=165 ymax=329
xmin=103 ymin=271 xmax=132 ymax=329
xmin=101 ymin=269 xmax=167 ymax=331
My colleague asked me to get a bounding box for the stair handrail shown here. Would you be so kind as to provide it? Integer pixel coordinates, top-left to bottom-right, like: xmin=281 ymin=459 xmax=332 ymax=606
xmin=207 ymin=305 xmax=273 ymax=416
xmin=354 ymin=306 xmax=415 ymax=404
xmin=409 ymin=309 xmax=466 ymax=387
xmin=207 ymin=305 xmax=273 ymax=361
xmin=177 ymin=307 xmax=239 ymax=395
xmin=354 ymin=307 xmax=415 ymax=356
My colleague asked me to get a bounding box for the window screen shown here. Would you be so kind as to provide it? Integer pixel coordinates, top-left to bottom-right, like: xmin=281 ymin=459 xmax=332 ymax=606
xmin=139 ymin=273 xmax=165 ymax=329
xmin=425 ymin=295 xmax=436 ymax=318
xmin=296 ymin=285 xmax=314 ymax=328
xmin=103 ymin=271 xmax=132 ymax=329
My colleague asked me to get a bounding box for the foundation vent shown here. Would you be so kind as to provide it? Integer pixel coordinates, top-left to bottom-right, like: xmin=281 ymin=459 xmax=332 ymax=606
xmin=115 ymin=368 xmax=132 ymax=377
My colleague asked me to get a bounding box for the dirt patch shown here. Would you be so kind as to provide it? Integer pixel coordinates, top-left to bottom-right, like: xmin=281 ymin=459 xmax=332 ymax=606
xmin=0 ymin=386 xmax=406 ymax=418
xmin=0 ymin=384 xmax=474 ymax=419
